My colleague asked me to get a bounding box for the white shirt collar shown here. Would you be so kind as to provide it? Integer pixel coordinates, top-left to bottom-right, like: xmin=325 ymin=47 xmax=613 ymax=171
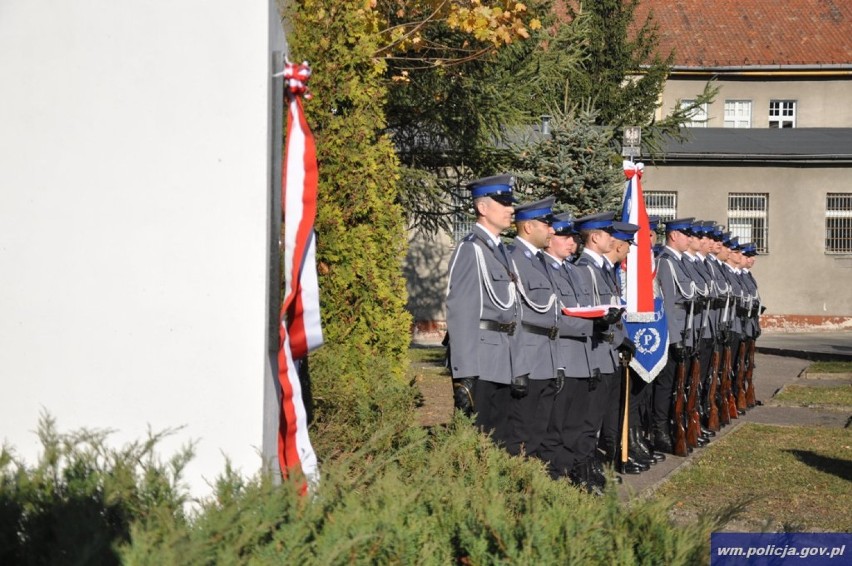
xmin=516 ymin=236 xmax=540 ymax=255
xmin=475 ymin=222 xmax=502 ymax=246
xmin=582 ymin=248 xmax=605 ymax=268
xmin=664 ymin=245 xmax=682 ymax=260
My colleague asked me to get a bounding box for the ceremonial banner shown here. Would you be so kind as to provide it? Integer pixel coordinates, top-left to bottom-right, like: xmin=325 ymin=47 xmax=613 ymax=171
xmin=621 ymin=161 xmax=668 ymax=383
xmin=277 ymin=61 xmax=324 ymax=488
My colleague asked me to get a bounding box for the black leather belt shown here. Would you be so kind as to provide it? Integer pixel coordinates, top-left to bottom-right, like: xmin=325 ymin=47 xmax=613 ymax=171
xmin=521 ymin=322 xmax=559 ymax=340
xmin=479 ymin=320 xmax=516 ymax=335
xmin=711 ymin=298 xmax=727 ymax=308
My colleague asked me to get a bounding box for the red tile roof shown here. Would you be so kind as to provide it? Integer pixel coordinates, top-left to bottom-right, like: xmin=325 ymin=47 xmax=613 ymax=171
xmin=634 ymin=0 xmax=852 ymax=67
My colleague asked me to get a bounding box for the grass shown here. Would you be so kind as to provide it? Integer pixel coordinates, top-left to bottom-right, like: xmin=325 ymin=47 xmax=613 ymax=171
xmin=808 ymin=361 xmax=852 ymax=374
xmin=773 ymin=384 xmax=852 ymax=410
xmin=656 ymin=423 xmax=852 ymax=532
xmin=408 ymin=345 xmax=446 ymax=367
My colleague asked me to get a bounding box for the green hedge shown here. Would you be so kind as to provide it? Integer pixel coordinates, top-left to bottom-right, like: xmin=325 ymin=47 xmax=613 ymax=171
xmin=3 ymin=415 xmax=727 ymax=564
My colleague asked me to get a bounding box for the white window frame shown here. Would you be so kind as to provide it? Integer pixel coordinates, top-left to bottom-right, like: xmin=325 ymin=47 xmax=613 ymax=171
xmin=825 ymin=193 xmax=852 ymax=254
xmin=644 ymin=191 xmax=677 ymax=221
xmin=769 ymin=100 xmax=796 ymax=128
xmin=724 ymin=100 xmax=752 ymax=128
xmin=681 ymin=99 xmax=708 ymax=128
xmin=728 ymin=193 xmax=768 ymax=253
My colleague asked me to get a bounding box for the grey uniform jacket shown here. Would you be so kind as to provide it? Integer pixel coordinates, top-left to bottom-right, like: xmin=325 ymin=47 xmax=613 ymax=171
xmin=721 ymin=263 xmax=746 ymax=336
xmin=681 ymin=254 xmax=712 ymax=341
xmin=508 ymin=238 xmax=559 ymax=380
xmin=740 ymin=270 xmax=760 ymax=338
xmin=445 ymin=225 xmax=526 ymax=384
xmin=573 ymin=252 xmax=622 ymax=374
xmin=655 ymin=247 xmax=696 ymax=347
xmin=542 ymin=252 xmax=594 ymax=378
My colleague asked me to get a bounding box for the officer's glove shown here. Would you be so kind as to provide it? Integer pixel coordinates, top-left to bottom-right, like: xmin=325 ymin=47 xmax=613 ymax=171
xmin=452 ymin=377 xmax=476 ymax=417
xmin=618 ymin=337 xmax=636 ymax=361
xmin=510 ymin=374 xmax=529 ymax=399
xmin=592 ymin=318 xmax=611 ymax=334
xmin=670 ymin=343 xmax=687 ymax=363
xmin=601 ymin=307 xmax=625 ymax=325
xmin=754 ymin=328 xmax=762 ymax=339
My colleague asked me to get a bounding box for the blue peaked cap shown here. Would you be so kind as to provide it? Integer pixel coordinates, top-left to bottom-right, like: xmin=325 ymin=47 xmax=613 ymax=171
xmin=515 ymin=196 xmax=556 ymax=222
xmin=664 ymin=217 xmax=695 ymax=233
xmin=550 ymin=212 xmax=576 ymax=234
xmin=648 ymin=215 xmax=661 ymax=232
xmin=690 ymin=220 xmax=709 ymax=235
xmin=574 ymin=211 xmax=615 ymax=231
xmin=467 ymin=174 xmax=516 ymax=201
xmin=611 ymin=221 xmax=640 ymax=244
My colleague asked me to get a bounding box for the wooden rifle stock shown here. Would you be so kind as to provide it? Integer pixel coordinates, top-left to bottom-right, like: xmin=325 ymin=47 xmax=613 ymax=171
xmin=719 ymin=342 xmax=732 ymax=425
xmin=707 ymin=347 xmax=721 ymax=431
xmin=735 ymin=340 xmax=747 ymax=412
xmin=686 ymin=353 xmax=701 ymax=448
xmin=745 ymin=338 xmax=757 ymax=408
xmin=673 ymin=357 xmax=689 ymax=457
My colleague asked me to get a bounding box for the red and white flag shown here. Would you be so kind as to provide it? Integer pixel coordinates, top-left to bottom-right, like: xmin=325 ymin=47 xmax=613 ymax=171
xmin=621 ymin=161 xmax=668 ymax=382
xmin=277 ymin=61 xmax=323 ymax=489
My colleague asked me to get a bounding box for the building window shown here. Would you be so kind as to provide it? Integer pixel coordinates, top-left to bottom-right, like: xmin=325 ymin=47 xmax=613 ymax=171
xmin=724 ymin=100 xmax=752 ymax=128
xmin=644 ymin=191 xmax=677 ymax=221
xmin=728 ymin=193 xmax=768 ymax=253
xmin=452 ymin=186 xmax=475 ymax=242
xmin=769 ymin=100 xmax=796 ymax=128
xmin=681 ymin=99 xmax=708 ymax=128
xmin=826 ymin=193 xmax=852 ymax=254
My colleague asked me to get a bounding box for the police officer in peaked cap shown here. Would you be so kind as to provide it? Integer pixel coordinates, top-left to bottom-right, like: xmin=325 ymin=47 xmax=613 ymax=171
xmin=445 ymin=174 xmax=528 ymax=447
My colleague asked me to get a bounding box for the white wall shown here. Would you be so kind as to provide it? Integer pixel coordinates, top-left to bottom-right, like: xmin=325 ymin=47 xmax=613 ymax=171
xmin=0 ymin=1 xmax=283 ymax=496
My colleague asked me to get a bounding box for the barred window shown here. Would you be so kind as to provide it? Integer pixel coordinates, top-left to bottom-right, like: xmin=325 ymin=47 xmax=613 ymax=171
xmin=728 ymin=193 xmax=768 ymax=253
xmin=826 ymin=193 xmax=852 ymax=254
xmin=680 ymin=99 xmax=708 ymax=128
xmin=724 ymin=100 xmax=751 ymax=128
xmin=769 ymin=100 xmax=796 ymax=128
xmin=452 ymin=186 xmax=475 ymax=243
xmin=644 ymin=191 xmax=677 ymax=221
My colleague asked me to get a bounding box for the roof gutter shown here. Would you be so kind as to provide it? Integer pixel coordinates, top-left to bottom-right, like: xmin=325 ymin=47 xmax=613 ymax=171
xmin=666 ymin=63 xmax=852 ymax=77
xmin=658 ymin=153 xmax=852 ymax=164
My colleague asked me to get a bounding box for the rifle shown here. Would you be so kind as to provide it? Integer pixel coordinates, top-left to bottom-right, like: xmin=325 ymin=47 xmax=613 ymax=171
xmin=745 ymin=338 xmax=757 ymax=408
xmin=686 ymin=351 xmax=701 ymax=449
xmin=735 ymin=339 xmax=747 ymax=413
xmin=672 ymin=355 xmax=689 ymax=457
xmin=719 ymin=334 xmax=733 ymax=425
xmin=706 ymin=344 xmax=721 ymax=432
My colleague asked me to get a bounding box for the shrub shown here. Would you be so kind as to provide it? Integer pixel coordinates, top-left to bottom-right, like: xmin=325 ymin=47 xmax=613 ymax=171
xmin=0 ymin=414 xmax=191 ymax=565
xmin=121 ymin=415 xmax=721 ymax=564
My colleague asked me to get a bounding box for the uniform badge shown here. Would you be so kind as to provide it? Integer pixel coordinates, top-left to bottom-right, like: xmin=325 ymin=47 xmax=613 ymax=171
xmin=523 ymin=250 xmax=531 ymax=258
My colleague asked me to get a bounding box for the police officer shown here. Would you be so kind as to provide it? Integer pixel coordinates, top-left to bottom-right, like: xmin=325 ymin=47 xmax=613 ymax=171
xmin=680 ymin=221 xmax=713 ymax=448
xmin=445 ymin=174 xmax=528 ymax=446
xmin=653 ymin=218 xmax=698 ymax=455
xmin=603 ymin=221 xmax=645 ymax=473
xmin=573 ymin=212 xmax=633 ymax=480
xmin=538 ymin=213 xmax=599 ymax=490
xmin=505 ymin=197 xmax=560 ymax=461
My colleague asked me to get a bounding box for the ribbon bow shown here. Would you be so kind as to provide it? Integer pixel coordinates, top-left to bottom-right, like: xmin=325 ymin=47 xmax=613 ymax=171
xmin=623 ymin=160 xmax=644 ymax=180
xmin=274 ymin=59 xmax=312 ymax=99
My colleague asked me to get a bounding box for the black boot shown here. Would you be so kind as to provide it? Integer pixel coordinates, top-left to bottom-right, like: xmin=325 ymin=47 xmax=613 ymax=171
xmin=629 ymin=428 xmax=655 ymax=464
xmin=640 ymin=430 xmax=666 ymax=463
xmin=569 ymin=460 xmax=604 ymax=496
xmin=653 ymin=426 xmax=674 ymax=455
